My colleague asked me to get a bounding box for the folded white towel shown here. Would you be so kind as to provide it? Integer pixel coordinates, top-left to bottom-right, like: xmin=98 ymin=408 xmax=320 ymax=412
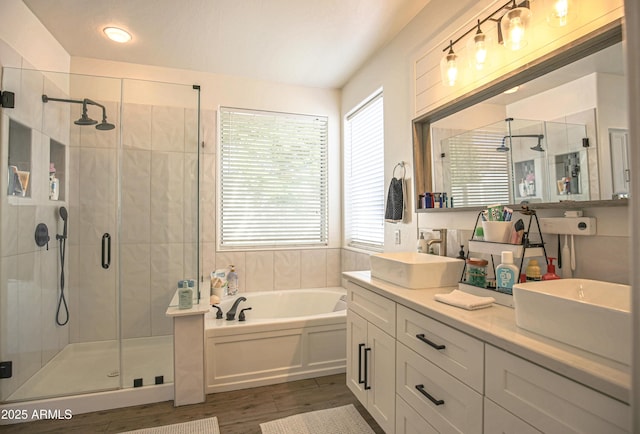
xmin=434 ymin=289 xmax=495 ymax=310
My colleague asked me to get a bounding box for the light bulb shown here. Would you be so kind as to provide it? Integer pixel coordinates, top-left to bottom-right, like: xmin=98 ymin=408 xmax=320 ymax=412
xmin=474 ymin=34 xmax=487 ymax=70
xmin=545 ymin=0 xmax=576 ymax=27
xmin=509 ymin=17 xmax=525 ymax=50
xmin=446 ymin=53 xmax=458 ymax=86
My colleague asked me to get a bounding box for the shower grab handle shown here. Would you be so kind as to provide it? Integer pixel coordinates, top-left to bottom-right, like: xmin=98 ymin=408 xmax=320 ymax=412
xmin=102 ymin=233 xmax=111 ymax=269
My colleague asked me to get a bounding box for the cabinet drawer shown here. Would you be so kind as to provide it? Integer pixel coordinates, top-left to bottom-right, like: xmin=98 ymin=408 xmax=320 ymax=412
xmin=397 ymin=304 xmax=483 ymax=392
xmin=485 ymin=345 xmax=630 ymax=434
xmin=396 ymin=342 xmax=482 ymax=434
xmin=484 ymin=397 xmax=541 ymax=434
xmin=395 ymin=395 xmax=439 ymax=434
xmin=346 ymin=281 xmax=396 ymax=336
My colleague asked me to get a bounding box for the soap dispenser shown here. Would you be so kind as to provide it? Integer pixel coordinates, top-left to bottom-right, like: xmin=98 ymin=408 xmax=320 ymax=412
xmin=417 ymin=232 xmax=427 ymax=253
xmin=542 ymin=257 xmax=561 ymax=280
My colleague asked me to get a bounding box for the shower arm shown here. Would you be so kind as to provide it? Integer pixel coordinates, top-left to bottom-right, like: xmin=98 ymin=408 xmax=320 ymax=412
xmin=42 ymin=95 xmax=108 ymax=121
xmin=84 ymin=98 xmax=108 ymax=121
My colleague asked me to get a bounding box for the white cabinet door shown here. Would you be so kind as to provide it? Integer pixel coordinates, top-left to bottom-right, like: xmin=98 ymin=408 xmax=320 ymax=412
xmin=347 ymin=309 xmax=368 ymax=404
xmin=396 ymin=395 xmax=439 ymax=434
xmin=367 ymin=321 xmax=396 ymax=434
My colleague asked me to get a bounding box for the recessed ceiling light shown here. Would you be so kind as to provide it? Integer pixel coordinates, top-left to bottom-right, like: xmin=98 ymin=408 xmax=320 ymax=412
xmin=503 ymin=86 xmax=520 ymax=94
xmin=103 ymin=27 xmax=132 ymax=43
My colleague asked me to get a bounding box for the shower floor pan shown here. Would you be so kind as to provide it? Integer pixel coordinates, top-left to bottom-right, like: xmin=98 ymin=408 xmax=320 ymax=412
xmin=7 ymin=335 xmax=173 ymax=402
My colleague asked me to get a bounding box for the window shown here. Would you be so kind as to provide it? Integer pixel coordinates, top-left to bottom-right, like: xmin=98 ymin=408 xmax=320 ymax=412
xmin=444 ymin=130 xmax=510 ymax=207
xmin=344 ymin=92 xmax=384 ymax=251
xmin=218 ymin=107 xmax=328 ymax=248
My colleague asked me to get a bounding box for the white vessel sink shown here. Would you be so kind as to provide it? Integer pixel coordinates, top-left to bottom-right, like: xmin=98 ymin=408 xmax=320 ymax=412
xmin=369 ymin=252 xmax=464 ymax=289
xmin=513 ymin=278 xmax=631 ymax=365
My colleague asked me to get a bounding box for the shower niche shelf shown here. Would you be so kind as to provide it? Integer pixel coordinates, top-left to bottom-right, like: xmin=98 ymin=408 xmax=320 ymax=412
xmin=49 ymin=138 xmax=66 ymax=202
xmin=7 ymin=119 xmax=32 ymax=200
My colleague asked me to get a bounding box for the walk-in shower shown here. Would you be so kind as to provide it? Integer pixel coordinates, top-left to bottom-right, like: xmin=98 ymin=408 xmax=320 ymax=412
xmin=0 ymin=67 xmax=201 ymax=409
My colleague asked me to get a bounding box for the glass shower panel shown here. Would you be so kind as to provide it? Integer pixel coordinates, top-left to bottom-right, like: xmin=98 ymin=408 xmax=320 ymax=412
xmin=0 ymin=68 xmax=122 ymax=401
xmin=119 ymin=79 xmax=200 ymax=389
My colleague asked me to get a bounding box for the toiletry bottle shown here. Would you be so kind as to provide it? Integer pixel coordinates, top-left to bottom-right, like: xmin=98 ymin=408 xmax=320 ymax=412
xmin=542 ymin=257 xmax=561 ymax=280
xmin=417 ymin=232 xmax=427 ymax=253
xmin=495 ymin=251 xmax=519 ymax=295
xmin=49 ymin=163 xmax=59 ymax=201
xmin=525 ymin=259 xmax=542 ymax=281
xmin=178 ymin=280 xmax=193 ymax=309
xmin=227 ymin=265 xmax=238 ymax=296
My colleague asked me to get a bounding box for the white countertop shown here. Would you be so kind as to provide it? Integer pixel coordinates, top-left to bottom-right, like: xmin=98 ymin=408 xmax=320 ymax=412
xmin=343 ymin=270 xmax=631 ymax=404
xmin=165 ymin=290 xmax=211 ymax=317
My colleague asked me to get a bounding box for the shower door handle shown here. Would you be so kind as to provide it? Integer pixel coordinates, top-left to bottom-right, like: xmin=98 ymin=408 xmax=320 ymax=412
xmin=102 ymin=233 xmax=111 ymax=269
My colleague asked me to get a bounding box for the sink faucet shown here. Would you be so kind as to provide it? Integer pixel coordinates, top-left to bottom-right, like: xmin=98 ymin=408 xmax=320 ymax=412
xmin=226 ymin=296 xmax=247 ymax=320
xmin=427 ymin=229 xmax=447 ymax=257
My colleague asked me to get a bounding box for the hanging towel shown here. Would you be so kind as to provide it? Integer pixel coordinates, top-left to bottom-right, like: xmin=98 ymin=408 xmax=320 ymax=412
xmin=385 ymin=177 xmax=405 ymax=222
xmin=434 ymin=289 xmax=495 ymax=310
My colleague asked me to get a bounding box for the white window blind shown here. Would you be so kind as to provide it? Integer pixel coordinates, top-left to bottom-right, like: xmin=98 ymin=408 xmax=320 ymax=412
xmin=445 ymin=130 xmax=511 ymax=207
xmin=345 ymin=92 xmax=384 ymax=251
xmin=219 ymin=107 xmax=328 ymax=248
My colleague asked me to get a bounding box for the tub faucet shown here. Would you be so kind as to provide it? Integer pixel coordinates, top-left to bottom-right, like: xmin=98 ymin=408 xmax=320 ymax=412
xmin=427 ymin=229 xmax=447 ymax=256
xmin=226 ymin=296 xmax=247 ymax=320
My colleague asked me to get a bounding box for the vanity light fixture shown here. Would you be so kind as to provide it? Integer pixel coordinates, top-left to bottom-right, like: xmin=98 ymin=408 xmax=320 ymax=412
xmin=440 ymin=41 xmax=459 ymax=86
xmin=545 ymin=0 xmax=576 ymax=27
xmin=103 ymin=27 xmax=132 ymax=43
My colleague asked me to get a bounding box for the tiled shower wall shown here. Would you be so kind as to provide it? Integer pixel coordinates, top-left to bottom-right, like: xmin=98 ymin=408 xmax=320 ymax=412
xmin=0 ymin=66 xmax=71 ymax=400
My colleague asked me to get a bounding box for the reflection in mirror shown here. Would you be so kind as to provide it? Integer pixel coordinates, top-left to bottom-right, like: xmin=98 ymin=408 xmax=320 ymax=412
xmin=413 ymin=23 xmax=628 ymax=211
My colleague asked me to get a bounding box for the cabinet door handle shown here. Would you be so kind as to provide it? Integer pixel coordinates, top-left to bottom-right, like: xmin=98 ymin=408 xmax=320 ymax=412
xmin=101 ymin=233 xmax=111 ymax=269
xmin=415 ymin=384 xmax=444 ymax=406
xmin=364 ymin=347 xmax=371 ymax=390
xmin=416 ymin=333 xmax=446 ymax=350
xmin=357 ymin=343 xmax=365 ymax=385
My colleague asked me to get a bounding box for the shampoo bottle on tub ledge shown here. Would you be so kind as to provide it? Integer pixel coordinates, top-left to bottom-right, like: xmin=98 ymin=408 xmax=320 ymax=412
xmin=496 ymin=251 xmax=518 ymax=295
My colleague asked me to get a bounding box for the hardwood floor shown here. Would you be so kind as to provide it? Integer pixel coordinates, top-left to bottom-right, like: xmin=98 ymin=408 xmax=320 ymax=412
xmin=2 ymin=374 xmax=384 ymax=433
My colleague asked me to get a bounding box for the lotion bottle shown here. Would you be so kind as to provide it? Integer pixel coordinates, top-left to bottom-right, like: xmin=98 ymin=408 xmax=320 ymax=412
xmin=178 ymin=280 xmax=193 ymax=309
xmin=495 ymin=251 xmax=518 ymax=295
xmin=227 ymin=265 xmax=238 ymax=296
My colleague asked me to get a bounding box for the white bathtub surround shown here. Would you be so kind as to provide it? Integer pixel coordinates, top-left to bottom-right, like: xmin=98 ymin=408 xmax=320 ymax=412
xmin=166 ymin=292 xmax=210 ymax=406
xmin=205 ymin=288 xmax=347 ymax=393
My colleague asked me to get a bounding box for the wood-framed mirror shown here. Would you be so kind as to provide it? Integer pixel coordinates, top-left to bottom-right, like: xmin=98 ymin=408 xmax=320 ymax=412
xmin=412 ymin=20 xmax=628 ymax=212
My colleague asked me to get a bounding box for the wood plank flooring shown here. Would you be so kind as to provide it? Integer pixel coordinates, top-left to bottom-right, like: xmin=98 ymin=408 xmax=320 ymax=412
xmin=2 ymin=374 xmax=384 ymax=433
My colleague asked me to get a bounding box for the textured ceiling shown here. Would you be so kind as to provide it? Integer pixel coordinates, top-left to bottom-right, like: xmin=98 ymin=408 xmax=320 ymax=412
xmin=23 ymin=0 xmax=430 ymax=88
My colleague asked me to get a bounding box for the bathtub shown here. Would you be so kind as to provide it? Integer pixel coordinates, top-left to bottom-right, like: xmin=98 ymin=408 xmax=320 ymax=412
xmin=205 ymin=287 xmax=347 ymax=393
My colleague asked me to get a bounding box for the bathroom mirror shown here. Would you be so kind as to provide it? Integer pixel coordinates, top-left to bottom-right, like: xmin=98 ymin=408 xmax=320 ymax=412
xmin=413 ymin=21 xmax=628 ymax=211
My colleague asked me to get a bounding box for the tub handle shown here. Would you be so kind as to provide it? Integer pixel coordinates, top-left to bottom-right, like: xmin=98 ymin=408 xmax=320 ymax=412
xmin=357 ymin=343 xmax=365 ymax=385
xmin=238 ymin=307 xmax=252 ymax=321
xmin=416 ymin=333 xmax=445 ymax=350
xmin=415 ymin=384 xmax=445 ymax=406
xmin=363 ymin=347 xmax=371 ymax=390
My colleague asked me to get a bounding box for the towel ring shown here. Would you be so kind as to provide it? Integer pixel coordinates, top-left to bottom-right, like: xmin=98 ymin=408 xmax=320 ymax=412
xmin=393 ymin=162 xmax=406 ymax=179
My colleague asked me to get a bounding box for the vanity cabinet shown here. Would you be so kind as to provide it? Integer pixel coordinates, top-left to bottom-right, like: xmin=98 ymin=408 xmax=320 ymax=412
xmin=346 ymin=282 xmax=396 ymax=433
xmin=485 ymin=345 xmax=630 ymax=434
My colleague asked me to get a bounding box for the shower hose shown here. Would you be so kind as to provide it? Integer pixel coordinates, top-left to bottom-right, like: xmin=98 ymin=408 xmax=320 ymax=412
xmin=56 ymin=234 xmax=69 ymax=326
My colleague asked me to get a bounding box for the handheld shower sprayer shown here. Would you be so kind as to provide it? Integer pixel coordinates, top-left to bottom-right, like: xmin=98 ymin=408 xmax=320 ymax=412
xmin=56 ymin=206 xmax=69 ymax=326
xmin=57 ymin=206 xmax=68 ymax=240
